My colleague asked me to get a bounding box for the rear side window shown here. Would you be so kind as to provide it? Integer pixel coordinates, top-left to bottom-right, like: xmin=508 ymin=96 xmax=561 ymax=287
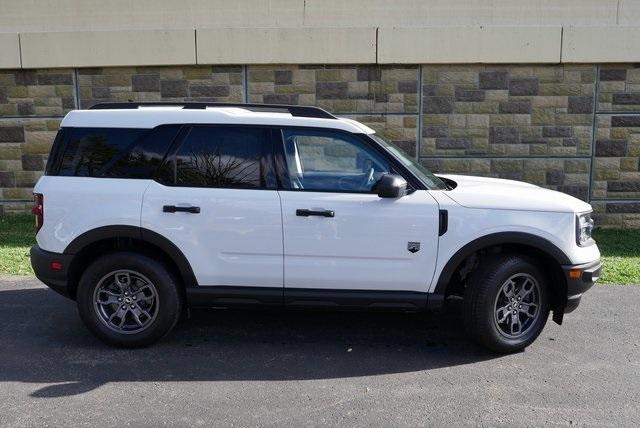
xmin=48 ymin=126 xmax=180 ymax=179
xmin=158 ymin=126 xmax=275 ymax=189
xmin=58 ymin=128 xmax=148 ymax=177
xmin=104 ymin=125 xmax=181 ymax=179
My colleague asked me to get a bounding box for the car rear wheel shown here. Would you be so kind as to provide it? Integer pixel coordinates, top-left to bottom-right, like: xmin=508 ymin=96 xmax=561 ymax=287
xmin=463 ymin=254 xmax=550 ymax=353
xmin=76 ymin=252 xmax=182 ymax=348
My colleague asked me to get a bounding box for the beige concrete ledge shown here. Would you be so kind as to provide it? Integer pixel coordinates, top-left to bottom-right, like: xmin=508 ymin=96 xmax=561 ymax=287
xmin=378 ymin=26 xmax=561 ymax=64
xmin=9 ymin=25 xmax=640 ymax=68
xmin=20 ymin=29 xmax=196 ymax=68
xmin=196 ymin=27 xmax=376 ymax=64
xmin=305 ymin=0 xmax=618 ymax=27
xmin=563 ymin=26 xmax=640 ymax=62
xmin=0 ymin=33 xmax=21 ymax=68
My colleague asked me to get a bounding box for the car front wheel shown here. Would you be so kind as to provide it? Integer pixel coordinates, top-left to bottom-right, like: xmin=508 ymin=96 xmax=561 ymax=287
xmin=463 ymin=254 xmax=550 ymax=353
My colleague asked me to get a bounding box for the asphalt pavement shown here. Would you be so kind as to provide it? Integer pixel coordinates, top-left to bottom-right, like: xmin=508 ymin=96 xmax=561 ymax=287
xmin=0 ymin=276 xmax=638 ymax=427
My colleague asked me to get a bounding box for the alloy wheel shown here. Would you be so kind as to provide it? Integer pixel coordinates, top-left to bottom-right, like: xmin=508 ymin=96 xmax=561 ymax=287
xmin=493 ymin=273 xmax=541 ymax=339
xmin=93 ymin=270 xmax=159 ymax=334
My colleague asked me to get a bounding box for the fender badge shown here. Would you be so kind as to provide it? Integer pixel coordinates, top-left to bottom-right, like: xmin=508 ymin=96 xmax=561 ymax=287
xmin=407 ymin=242 xmax=420 ymax=253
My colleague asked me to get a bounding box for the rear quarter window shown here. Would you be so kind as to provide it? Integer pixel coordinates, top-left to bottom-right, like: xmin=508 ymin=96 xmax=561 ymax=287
xmin=49 ymin=126 xmax=180 ymax=179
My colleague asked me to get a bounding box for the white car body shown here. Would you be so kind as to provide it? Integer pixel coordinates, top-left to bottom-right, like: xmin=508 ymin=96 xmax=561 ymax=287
xmin=34 ymin=174 xmax=599 ymax=293
xmin=35 ymin=106 xmax=599 ymax=292
xmin=30 ymin=103 xmax=601 ymax=351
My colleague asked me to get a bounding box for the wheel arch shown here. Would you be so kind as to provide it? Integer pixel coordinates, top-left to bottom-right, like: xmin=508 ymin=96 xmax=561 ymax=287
xmin=433 ymin=232 xmax=570 ymax=315
xmin=63 ymin=225 xmax=198 ymax=299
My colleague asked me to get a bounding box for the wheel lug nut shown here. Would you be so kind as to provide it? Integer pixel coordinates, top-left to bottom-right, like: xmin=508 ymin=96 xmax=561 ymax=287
xmin=132 ymin=296 xmax=136 ymax=300
xmin=130 ymin=305 xmax=135 ymax=309
xmin=121 ymin=305 xmax=126 ymax=309
xmin=118 ymin=298 xmax=122 ymax=302
xmin=512 ymin=310 xmax=516 ymax=314
xmin=124 ymin=292 xmax=128 ymax=296
xmin=519 ymin=305 xmax=522 ymax=309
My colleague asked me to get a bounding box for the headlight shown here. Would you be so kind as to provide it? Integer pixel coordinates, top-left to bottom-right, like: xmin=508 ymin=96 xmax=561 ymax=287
xmin=576 ymin=212 xmax=594 ymax=246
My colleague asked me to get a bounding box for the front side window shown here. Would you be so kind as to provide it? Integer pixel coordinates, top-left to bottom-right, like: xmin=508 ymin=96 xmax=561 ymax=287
xmin=371 ymin=134 xmax=448 ymax=190
xmin=159 ymin=126 xmax=274 ymax=189
xmin=282 ymin=129 xmax=392 ymax=193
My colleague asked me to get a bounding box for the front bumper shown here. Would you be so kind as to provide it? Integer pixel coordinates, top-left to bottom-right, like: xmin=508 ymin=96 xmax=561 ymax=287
xmin=30 ymin=245 xmax=74 ymax=298
xmin=561 ymin=258 xmax=602 ymax=313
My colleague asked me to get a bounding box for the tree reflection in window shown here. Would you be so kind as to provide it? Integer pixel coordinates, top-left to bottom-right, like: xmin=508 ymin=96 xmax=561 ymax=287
xmin=174 ymin=127 xmax=265 ymax=188
xmin=71 ymin=135 xmax=115 ymax=176
xmin=59 ymin=128 xmax=146 ymax=177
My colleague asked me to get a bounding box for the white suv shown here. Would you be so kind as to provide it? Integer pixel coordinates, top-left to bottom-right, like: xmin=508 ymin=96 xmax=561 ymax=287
xmin=30 ymin=102 xmax=601 ymax=352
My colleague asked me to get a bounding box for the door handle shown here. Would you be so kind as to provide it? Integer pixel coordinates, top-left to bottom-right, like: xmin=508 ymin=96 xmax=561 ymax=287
xmin=296 ymin=209 xmax=335 ymax=218
xmin=163 ymin=205 xmax=201 ymax=214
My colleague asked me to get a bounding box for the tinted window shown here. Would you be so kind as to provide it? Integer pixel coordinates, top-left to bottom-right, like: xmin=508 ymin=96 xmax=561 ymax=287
xmin=282 ymin=129 xmax=391 ymax=192
xmin=58 ymin=128 xmax=148 ymax=177
xmin=44 ymin=128 xmax=67 ymax=175
xmin=104 ymin=125 xmax=181 ymax=179
xmin=160 ymin=126 xmax=274 ymax=189
xmin=52 ymin=126 xmax=179 ymax=178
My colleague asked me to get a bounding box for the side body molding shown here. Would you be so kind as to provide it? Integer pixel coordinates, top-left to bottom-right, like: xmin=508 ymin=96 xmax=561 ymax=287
xmin=64 ymin=225 xmax=198 ymax=288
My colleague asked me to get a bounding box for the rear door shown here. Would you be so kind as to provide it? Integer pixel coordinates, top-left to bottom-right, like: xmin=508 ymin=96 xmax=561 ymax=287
xmin=141 ymin=125 xmax=284 ymax=290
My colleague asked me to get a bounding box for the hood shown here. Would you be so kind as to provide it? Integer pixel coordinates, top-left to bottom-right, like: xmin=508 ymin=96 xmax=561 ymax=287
xmin=438 ymin=174 xmax=592 ymax=213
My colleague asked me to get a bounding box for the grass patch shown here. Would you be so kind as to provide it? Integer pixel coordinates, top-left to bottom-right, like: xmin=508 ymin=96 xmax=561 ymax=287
xmin=0 ymin=215 xmax=638 ymax=284
xmin=592 ymin=228 xmax=640 ymax=285
xmin=0 ymin=214 xmax=35 ymax=275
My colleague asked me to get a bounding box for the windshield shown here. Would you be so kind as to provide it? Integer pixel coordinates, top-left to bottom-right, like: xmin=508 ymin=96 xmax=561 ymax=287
xmin=370 ymin=135 xmax=448 ymax=190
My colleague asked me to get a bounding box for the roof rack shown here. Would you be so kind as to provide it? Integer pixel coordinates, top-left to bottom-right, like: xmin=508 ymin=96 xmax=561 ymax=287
xmin=88 ymin=102 xmax=337 ymax=120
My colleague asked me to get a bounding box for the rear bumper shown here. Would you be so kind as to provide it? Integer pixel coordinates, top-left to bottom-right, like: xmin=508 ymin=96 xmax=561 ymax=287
xmin=30 ymin=245 xmax=74 ymax=298
xmin=561 ymin=259 xmax=602 ymax=313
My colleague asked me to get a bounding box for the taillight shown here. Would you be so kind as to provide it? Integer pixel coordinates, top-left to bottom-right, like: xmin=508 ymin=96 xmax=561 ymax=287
xmin=32 ymin=193 xmax=43 ymax=233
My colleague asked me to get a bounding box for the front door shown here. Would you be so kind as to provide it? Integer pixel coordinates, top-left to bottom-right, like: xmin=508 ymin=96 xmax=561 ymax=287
xmin=141 ymin=125 xmax=283 ymax=289
xmin=277 ymin=128 xmax=440 ymax=297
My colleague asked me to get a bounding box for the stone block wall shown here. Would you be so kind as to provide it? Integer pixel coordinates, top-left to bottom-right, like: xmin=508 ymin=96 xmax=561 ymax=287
xmin=0 ymin=64 xmax=639 ymax=227
xmin=77 ymin=66 xmax=245 ymax=108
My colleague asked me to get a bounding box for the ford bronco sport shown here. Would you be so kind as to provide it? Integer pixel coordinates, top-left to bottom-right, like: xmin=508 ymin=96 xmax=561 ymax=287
xmin=30 ymin=102 xmax=601 ymax=352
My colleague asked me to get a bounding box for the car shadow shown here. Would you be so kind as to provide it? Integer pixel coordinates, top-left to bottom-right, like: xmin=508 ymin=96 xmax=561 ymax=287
xmin=0 ymin=287 xmax=501 ymax=398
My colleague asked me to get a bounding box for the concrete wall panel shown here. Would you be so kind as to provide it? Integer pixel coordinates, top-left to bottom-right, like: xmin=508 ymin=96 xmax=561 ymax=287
xmin=618 ymin=0 xmax=640 ymax=26
xmin=0 ymin=0 xmax=304 ymax=32
xmin=0 ymin=33 xmax=21 ymax=69
xmin=378 ymin=26 xmax=562 ymax=64
xmin=0 ymin=0 xmax=620 ymax=32
xmin=197 ymin=28 xmax=376 ymax=65
xmin=305 ymin=0 xmax=618 ymax=27
xmin=563 ymin=26 xmax=640 ymax=63
xmin=20 ymin=30 xmax=196 ymax=69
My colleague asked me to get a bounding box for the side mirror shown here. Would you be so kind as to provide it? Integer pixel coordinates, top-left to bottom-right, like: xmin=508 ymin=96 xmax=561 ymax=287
xmin=377 ymin=174 xmax=407 ymax=198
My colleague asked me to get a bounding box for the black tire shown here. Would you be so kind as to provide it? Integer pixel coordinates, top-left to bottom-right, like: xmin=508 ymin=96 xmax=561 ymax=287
xmin=76 ymin=252 xmax=182 ymax=348
xmin=463 ymin=254 xmax=550 ymax=353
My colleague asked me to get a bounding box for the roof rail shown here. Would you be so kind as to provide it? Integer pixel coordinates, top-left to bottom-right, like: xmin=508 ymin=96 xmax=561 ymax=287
xmin=88 ymin=102 xmax=337 ymax=120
